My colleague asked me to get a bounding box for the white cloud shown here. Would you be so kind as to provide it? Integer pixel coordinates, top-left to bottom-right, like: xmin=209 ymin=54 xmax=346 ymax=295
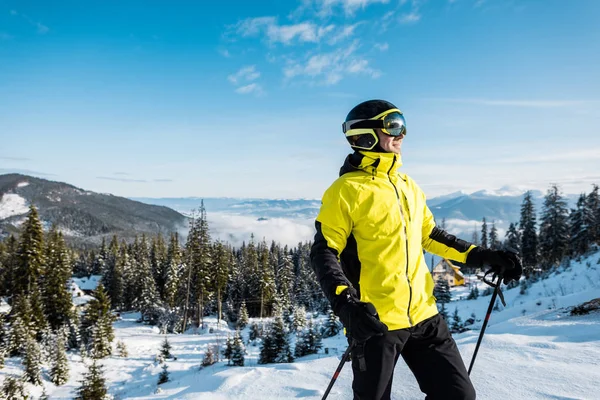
xmin=327 ymin=23 xmax=359 ymax=45
xmin=228 ymin=65 xmax=261 ymax=84
xmin=235 ymin=83 xmax=265 ymax=96
xmin=316 ymin=0 xmax=390 ymax=16
xmin=399 ymin=12 xmax=421 ymax=23
xmin=206 ymin=213 xmax=315 ymax=248
xmin=284 ymin=41 xmax=380 ymax=85
xmin=375 ymin=42 xmax=389 ymax=51
xmin=236 ymin=17 xmax=330 ymax=45
xmin=219 ymin=49 xmax=231 ymax=58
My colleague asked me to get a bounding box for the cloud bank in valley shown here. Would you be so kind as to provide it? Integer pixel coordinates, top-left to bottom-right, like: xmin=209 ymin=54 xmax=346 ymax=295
xmin=206 ymin=212 xmax=316 ymax=248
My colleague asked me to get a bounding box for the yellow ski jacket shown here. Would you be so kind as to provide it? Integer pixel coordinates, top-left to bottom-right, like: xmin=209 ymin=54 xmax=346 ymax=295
xmin=310 ymin=151 xmax=476 ymax=330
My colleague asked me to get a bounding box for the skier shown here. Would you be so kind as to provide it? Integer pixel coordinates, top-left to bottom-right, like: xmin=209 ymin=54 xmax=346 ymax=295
xmin=310 ymin=99 xmax=522 ymax=400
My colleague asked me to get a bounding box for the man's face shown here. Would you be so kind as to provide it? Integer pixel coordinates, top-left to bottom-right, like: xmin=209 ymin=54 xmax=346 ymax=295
xmin=376 ymin=129 xmax=404 ymax=154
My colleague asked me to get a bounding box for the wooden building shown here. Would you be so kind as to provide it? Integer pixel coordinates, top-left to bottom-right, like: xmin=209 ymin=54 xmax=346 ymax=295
xmin=432 ymin=259 xmax=465 ymax=286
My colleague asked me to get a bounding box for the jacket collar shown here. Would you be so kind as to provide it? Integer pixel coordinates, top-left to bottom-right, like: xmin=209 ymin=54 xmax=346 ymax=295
xmin=339 ymin=151 xmax=403 ymax=177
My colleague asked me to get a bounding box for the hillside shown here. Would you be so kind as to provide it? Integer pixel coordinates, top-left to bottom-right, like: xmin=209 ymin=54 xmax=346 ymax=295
xmin=1 ymin=251 xmax=598 ymax=399
xmin=0 ymin=174 xmax=187 ymax=246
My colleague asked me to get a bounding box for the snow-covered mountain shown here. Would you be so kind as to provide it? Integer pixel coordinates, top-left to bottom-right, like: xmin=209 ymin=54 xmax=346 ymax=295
xmin=0 ymin=174 xmax=187 ymax=246
xmin=2 ymin=250 xmax=599 ymax=399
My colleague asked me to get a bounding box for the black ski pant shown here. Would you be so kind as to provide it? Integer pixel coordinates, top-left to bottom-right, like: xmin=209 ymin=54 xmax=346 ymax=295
xmin=351 ymin=314 xmax=475 ymax=400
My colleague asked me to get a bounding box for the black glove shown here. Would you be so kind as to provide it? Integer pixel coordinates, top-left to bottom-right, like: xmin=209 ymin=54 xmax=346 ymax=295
xmin=466 ymin=247 xmax=523 ymax=284
xmin=336 ymin=288 xmax=388 ymax=342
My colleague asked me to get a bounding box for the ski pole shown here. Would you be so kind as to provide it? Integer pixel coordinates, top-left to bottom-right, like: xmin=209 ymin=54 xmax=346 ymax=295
xmin=468 ymin=272 xmax=505 ymax=375
xmin=322 ymin=340 xmax=355 ymax=400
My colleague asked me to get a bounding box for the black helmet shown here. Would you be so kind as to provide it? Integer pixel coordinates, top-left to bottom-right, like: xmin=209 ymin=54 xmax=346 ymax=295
xmin=342 ymin=99 xmax=406 ymax=151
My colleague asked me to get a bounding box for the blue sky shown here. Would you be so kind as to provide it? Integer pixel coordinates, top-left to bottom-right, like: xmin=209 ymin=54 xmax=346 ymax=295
xmin=1 ymin=0 xmax=599 ymax=199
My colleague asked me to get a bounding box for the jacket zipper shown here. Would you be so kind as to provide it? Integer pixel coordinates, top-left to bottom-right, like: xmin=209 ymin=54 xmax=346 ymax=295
xmin=387 ymin=156 xmax=413 ymax=326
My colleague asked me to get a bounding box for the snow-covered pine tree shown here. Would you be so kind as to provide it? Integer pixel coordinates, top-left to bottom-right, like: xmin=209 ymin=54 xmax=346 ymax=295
xmin=439 ymin=302 xmax=448 ymax=320
xmin=1 ymin=375 xmax=28 ymax=400
xmin=481 ymin=217 xmax=488 ymax=249
xmin=43 ymin=228 xmax=74 ymax=331
xmin=160 ymin=336 xmax=173 ymax=359
xmin=277 ymin=254 xmax=295 ymax=322
xmin=23 ymin=334 xmax=42 ymax=385
xmin=238 ymin=300 xmax=249 ymax=329
xmin=89 ymin=313 xmax=113 ymax=359
xmin=212 ymin=241 xmax=231 ymax=325
xmin=76 ymin=360 xmax=108 ymax=400
xmin=322 ymin=308 xmax=340 ymax=338
xmin=248 ymin=322 xmax=261 ymax=342
xmin=258 ymin=239 xmax=276 ymax=318
xmin=116 ymin=340 xmax=128 ymax=357
xmin=466 ymin=286 xmax=479 ymax=300
xmin=450 ymin=308 xmax=464 ymax=333
xmin=151 ymin=233 xmax=168 ymax=301
xmin=504 ymin=222 xmax=521 ymax=253
xmin=164 ymin=233 xmax=182 ymax=310
xmin=202 ymin=346 xmax=216 ymax=367
xmin=231 ymin=330 xmax=245 ymax=366
xmin=292 ymin=305 xmax=307 ymax=333
xmin=81 ymin=284 xmax=114 ymax=352
xmin=106 ymin=242 xmax=126 ymax=311
xmin=434 ymin=278 xmax=451 ymax=304
xmin=569 ymin=194 xmax=590 ymax=256
xmin=50 ymin=331 xmax=69 ymax=386
xmin=586 ymin=184 xmax=600 ymax=244
xmin=294 ymin=319 xmax=322 ymax=358
xmin=538 ymin=184 xmax=570 ymax=269
xmin=520 ymin=191 xmax=538 ymax=273
xmin=223 ymin=334 xmax=233 ymax=364
xmin=8 ymin=295 xmax=32 ymax=357
xmin=135 ymin=235 xmax=162 ymax=324
xmin=259 ymin=315 xmax=293 ymax=364
xmin=158 ymin=362 xmax=170 ymax=384
xmin=489 ymin=221 xmax=499 ymax=250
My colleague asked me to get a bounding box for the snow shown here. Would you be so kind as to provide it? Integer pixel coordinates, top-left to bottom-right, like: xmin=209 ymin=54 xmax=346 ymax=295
xmin=0 ymin=193 xmax=29 ymax=220
xmin=17 ymin=181 xmax=29 ymax=188
xmin=2 ymin=254 xmax=600 ymax=399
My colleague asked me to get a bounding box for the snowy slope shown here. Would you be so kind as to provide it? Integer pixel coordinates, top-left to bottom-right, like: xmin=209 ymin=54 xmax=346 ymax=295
xmin=0 ymin=193 xmax=29 ymax=220
xmin=1 ymin=252 xmax=600 ymax=399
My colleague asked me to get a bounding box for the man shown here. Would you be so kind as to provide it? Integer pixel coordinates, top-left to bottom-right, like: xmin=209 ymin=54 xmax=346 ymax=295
xmin=310 ymin=99 xmax=522 ymax=400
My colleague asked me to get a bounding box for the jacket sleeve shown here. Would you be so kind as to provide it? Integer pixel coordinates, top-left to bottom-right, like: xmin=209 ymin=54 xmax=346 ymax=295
xmin=310 ymin=183 xmax=354 ymax=313
xmin=421 ymin=195 xmax=476 ymax=263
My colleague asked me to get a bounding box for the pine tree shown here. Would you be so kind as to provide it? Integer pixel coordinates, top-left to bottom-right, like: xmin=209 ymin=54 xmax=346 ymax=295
xmin=586 ymin=184 xmax=600 ymax=243
xmin=43 ymin=228 xmax=74 ymax=331
xmin=164 ymin=233 xmax=182 ymax=309
xmin=50 ymin=331 xmax=69 ymax=386
xmin=292 ymin=306 xmax=307 ymax=332
xmin=238 ymin=300 xmax=249 ymax=329
xmin=186 ymin=203 xmax=212 ymax=328
xmin=76 ymin=360 xmax=108 ymax=400
xmin=489 ymin=222 xmax=499 ymax=250
xmin=258 ymin=240 xmax=276 ymax=318
xmin=158 ymin=363 xmax=170 ymax=385
xmin=520 ymin=191 xmax=538 ymax=272
xmin=538 ymin=185 xmax=570 ymax=269
xmin=106 ymin=242 xmax=126 ymax=311
xmin=450 ymin=308 xmax=463 ymax=333
xmin=471 ymin=228 xmax=479 ymax=246
xmin=480 ymin=218 xmax=488 ymax=249
xmin=212 ymin=241 xmax=230 ymax=324
xmin=116 ymin=340 xmax=128 ymax=357
xmin=8 ymin=295 xmax=33 ymax=356
xmin=81 ymin=284 xmax=114 ymax=353
xmin=248 ymin=322 xmax=261 ymax=342
xmin=434 ymin=278 xmax=451 ymax=304
xmin=151 ymin=234 xmax=168 ymax=301
xmin=230 ymin=330 xmax=245 ymax=367
xmin=569 ymin=194 xmax=591 ymax=256
xmin=504 ymin=222 xmax=521 ymax=253
xmin=136 ymin=236 xmax=162 ymax=324
xmin=23 ymin=334 xmax=42 ymax=385
xmin=322 ymin=308 xmax=340 ymax=338
xmin=202 ymin=346 xmax=216 ymax=367
xmin=89 ymin=314 xmax=113 ymax=359
xmin=258 ymin=316 xmax=293 ymax=364
xmin=439 ymin=302 xmax=448 ymax=320
xmin=1 ymin=375 xmax=28 ymax=400
xmin=294 ymin=319 xmax=322 ymax=358
xmin=466 ymin=286 xmax=479 ymax=300
xmin=160 ymin=336 xmax=173 ymax=359
xmin=277 ymin=254 xmax=295 ymax=320
xmin=15 ymin=206 xmax=45 ymax=296
xmin=223 ymin=335 xmax=233 ymax=364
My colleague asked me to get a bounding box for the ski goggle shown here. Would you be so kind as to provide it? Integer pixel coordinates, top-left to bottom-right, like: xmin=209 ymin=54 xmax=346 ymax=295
xmin=342 ymin=109 xmax=406 ymax=137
